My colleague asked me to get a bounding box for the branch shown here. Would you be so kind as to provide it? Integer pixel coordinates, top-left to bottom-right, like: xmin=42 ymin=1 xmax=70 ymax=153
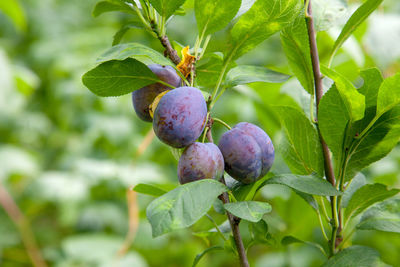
xmin=305 ymin=0 xmax=341 ymax=254
xmin=0 ymin=183 xmax=48 ymax=267
xmin=150 ymin=20 xmax=181 ymax=65
xmin=159 ymin=35 xmax=181 ymax=65
xmin=218 ymin=176 xmax=249 ymax=267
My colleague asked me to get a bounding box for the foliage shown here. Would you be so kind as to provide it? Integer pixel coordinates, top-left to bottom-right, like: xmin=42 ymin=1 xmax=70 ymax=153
xmin=1 ymin=0 xmax=400 ymax=266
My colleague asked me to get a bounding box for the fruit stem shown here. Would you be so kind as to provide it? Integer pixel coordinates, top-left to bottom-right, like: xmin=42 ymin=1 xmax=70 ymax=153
xmin=212 ymin=118 xmax=232 ymax=130
xmin=219 ymin=176 xmax=249 ymax=267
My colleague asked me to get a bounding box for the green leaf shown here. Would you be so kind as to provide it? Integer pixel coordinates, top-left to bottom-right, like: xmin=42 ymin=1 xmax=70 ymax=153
xmin=294 ymin=189 xmax=319 ymax=211
xmin=133 ymin=183 xmax=167 ymax=197
xmin=149 ymin=0 xmax=186 ymax=19
xmin=344 ymin=183 xmax=400 ymax=224
xmin=227 ymin=0 xmax=301 ymax=60
xmin=0 ymin=0 xmax=26 ymax=31
xmin=82 ymin=58 xmax=160 ymax=97
xmin=264 ymin=174 xmax=341 ymax=196
xmin=146 ymin=179 xmax=227 ymax=237
xmin=358 ymin=68 xmax=384 ymax=110
xmin=275 ymin=106 xmax=324 ymax=176
xmin=97 ymin=43 xmax=174 ymax=66
xmin=232 ymin=173 xmax=274 ymax=201
xmin=319 ymin=66 xmax=365 ymax=165
xmin=318 ymin=84 xmax=350 ymax=161
xmin=329 ymin=0 xmax=383 ymax=64
xmin=223 ymin=201 xmax=271 ymax=222
xmin=195 ymin=0 xmax=241 ymax=36
xmin=357 ymin=199 xmax=400 ymax=233
xmin=376 ymin=72 xmax=400 ymax=117
xmin=112 ymin=21 xmax=143 ymax=46
xmin=321 ymin=245 xmax=385 ymax=267
xmin=249 ymin=219 xmax=270 ymax=243
xmin=225 ymin=65 xmax=290 ymax=87
xmin=344 ymin=106 xmax=400 ymax=180
xmin=192 ymin=246 xmax=224 ymax=267
xmin=280 ymin=10 xmax=314 ymax=94
xmin=196 ymin=53 xmax=236 ymax=88
xmin=320 ymin=66 xmax=365 ymax=122
xmin=281 ymin=236 xmax=326 ymax=256
xmin=92 ymin=0 xmax=135 ymax=17
xmin=341 ymin=73 xmax=400 ymax=180
xmin=341 ymin=173 xmax=366 ymax=208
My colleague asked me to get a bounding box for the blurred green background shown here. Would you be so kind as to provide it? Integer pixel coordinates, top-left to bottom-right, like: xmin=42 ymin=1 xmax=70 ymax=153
xmin=1 ymin=0 xmax=400 ymax=266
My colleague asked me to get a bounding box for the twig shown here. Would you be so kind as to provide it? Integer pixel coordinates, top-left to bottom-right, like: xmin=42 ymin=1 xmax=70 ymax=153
xmin=218 ymin=176 xmax=249 ymax=267
xmin=159 ymin=35 xmax=181 ymax=65
xmin=305 ymin=0 xmax=340 ymax=255
xmin=0 ymin=184 xmax=48 ymax=267
xmin=117 ymin=190 xmax=139 ymax=258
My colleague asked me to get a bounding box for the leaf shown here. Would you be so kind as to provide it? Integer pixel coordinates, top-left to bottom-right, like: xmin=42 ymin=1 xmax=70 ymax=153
xmin=0 ymin=0 xmax=26 ymax=31
xmin=148 ymin=0 xmax=186 ymax=19
xmin=358 ymin=68 xmax=384 ymax=110
xmin=192 ymin=246 xmax=224 ymax=267
xmin=232 ymin=173 xmax=274 ymax=201
xmin=249 ymin=219 xmax=270 ymax=243
xmin=341 ymin=173 xmax=366 ymax=208
xmin=133 ymin=183 xmax=167 ymax=197
xmin=357 ymin=198 xmax=400 ymax=233
xmin=97 ymin=43 xmax=174 ymax=66
xmin=321 ymin=245 xmax=385 ymax=267
xmin=294 ymin=189 xmax=319 ymax=211
xmin=281 ymin=236 xmax=326 ymax=256
xmin=146 ymin=179 xmax=227 ymax=237
xmin=82 ymin=58 xmax=160 ymax=97
xmin=329 ymin=0 xmax=383 ymax=63
xmin=227 ymin=0 xmax=301 ymax=60
xmin=318 ymin=84 xmax=350 ymax=161
xmin=280 ymin=10 xmax=314 ymax=94
xmin=376 ymin=72 xmax=400 ymax=117
xmin=225 ymin=65 xmax=290 ymax=87
xmin=194 ymin=0 xmax=241 ymax=36
xmin=223 ymin=201 xmax=271 ymax=222
xmin=275 ymin=106 xmax=324 ymax=176
xmin=112 ymin=21 xmax=143 ymax=46
xmin=264 ymin=174 xmax=341 ymax=196
xmin=344 ymin=183 xmax=399 ymax=224
xmin=319 ymin=66 xmax=365 ymax=165
xmin=344 ymin=106 xmax=400 ymax=180
xmin=196 ymin=53 xmax=236 ymax=88
xmin=339 ymin=73 xmax=400 ymax=180
xmin=320 ymin=66 xmax=365 ymax=122
xmin=92 ymin=0 xmax=135 ymax=17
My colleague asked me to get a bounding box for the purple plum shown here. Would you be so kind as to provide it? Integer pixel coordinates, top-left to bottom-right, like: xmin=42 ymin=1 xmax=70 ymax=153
xmin=218 ymin=123 xmax=274 ymax=184
xmin=132 ymin=64 xmax=181 ymax=122
xmin=153 ymin=86 xmax=207 ymax=148
xmin=178 ymin=142 xmax=224 ymax=184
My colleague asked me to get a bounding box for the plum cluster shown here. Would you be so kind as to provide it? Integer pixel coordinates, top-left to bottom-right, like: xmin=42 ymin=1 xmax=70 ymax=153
xmin=132 ymin=64 xmax=275 ymax=184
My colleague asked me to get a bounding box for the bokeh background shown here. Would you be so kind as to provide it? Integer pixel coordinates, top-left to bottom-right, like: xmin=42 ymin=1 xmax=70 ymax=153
xmin=1 ymin=0 xmax=400 ymax=266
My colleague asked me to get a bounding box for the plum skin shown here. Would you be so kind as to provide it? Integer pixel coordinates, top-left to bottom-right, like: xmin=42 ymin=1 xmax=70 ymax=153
xmin=178 ymin=142 xmax=224 ymax=184
xmin=218 ymin=123 xmax=274 ymax=184
xmin=132 ymin=64 xmax=181 ymax=122
xmin=153 ymin=86 xmax=207 ymax=148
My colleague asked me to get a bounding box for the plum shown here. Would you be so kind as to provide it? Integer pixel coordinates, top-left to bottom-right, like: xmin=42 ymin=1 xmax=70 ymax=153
xmin=178 ymin=142 xmax=224 ymax=184
xmin=235 ymin=122 xmax=274 ymax=177
xmin=218 ymin=123 xmax=274 ymax=184
xmin=132 ymin=64 xmax=181 ymax=122
xmin=153 ymin=86 xmax=207 ymax=148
